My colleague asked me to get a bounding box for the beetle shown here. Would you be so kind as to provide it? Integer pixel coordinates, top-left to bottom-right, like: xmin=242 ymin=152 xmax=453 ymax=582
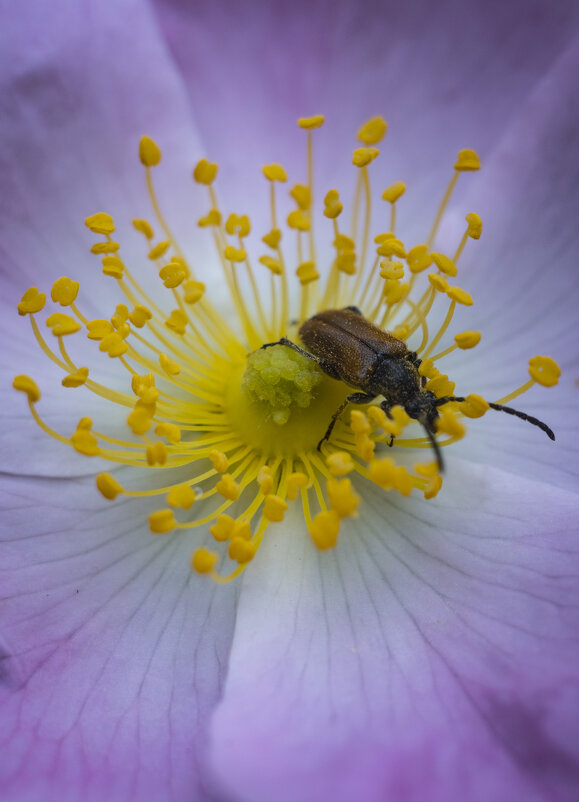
xmin=261 ymin=306 xmax=555 ymax=471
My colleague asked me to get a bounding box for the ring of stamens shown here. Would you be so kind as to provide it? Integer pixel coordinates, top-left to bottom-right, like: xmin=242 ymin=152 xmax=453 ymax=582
xmin=14 ymin=115 xmax=560 ymax=582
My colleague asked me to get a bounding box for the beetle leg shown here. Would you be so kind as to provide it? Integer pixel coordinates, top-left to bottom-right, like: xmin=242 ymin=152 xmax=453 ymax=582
xmin=260 ymin=338 xmax=319 ymax=363
xmin=379 ymin=400 xmax=395 ymax=446
xmin=317 ymin=392 xmax=376 ymax=450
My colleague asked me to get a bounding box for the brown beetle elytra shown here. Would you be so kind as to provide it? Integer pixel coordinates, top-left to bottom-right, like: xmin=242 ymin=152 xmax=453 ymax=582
xmin=262 ymin=307 xmax=555 ymax=471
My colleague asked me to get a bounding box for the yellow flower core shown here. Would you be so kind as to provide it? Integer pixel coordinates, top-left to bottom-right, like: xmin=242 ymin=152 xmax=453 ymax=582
xmin=14 ymin=115 xmax=560 ymax=582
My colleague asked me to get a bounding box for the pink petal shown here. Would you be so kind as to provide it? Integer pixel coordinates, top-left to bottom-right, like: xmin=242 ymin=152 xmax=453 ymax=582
xmin=208 ymin=462 xmax=579 ymax=802
xmin=0 ymin=473 xmax=237 ymax=802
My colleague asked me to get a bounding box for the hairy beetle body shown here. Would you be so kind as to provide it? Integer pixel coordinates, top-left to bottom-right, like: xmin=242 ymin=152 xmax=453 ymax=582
xmin=261 ymin=307 xmax=554 ymax=471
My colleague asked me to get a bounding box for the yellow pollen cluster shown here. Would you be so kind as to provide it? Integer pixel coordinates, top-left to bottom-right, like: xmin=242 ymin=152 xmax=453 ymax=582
xmin=14 ymin=114 xmax=560 ymax=582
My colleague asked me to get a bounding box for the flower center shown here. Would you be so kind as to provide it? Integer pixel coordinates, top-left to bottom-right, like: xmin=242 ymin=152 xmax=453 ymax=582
xmin=13 ymin=114 xmax=561 ymax=582
xmin=227 ymin=345 xmax=349 ymax=455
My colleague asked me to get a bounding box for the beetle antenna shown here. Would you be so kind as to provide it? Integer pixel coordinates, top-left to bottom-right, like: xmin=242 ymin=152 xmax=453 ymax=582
xmin=421 ymin=421 xmax=445 ymax=473
xmin=435 ymin=396 xmax=555 ymax=441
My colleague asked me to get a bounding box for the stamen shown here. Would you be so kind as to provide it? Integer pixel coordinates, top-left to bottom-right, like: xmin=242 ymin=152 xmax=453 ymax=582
xmin=14 ymin=116 xmax=559 ymax=583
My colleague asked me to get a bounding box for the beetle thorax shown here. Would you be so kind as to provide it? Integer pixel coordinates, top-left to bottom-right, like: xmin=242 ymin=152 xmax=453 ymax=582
xmin=367 ymin=354 xmax=421 ymax=406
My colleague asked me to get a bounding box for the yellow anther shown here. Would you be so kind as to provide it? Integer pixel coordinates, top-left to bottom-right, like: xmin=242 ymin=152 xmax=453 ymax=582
xmin=414 ymin=461 xmax=439 ymax=478
xmin=262 ymin=163 xmax=287 ymax=182
xmin=334 ymin=234 xmax=355 ymax=251
xmin=528 ymin=356 xmax=561 ymax=387
xmin=139 ymin=136 xmax=162 ymax=167
xmin=428 ymin=273 xmax=449 ymax=293
xmin=155 ymin=421 xmax=181 ymax=443
xmin=335 ymin=251 xmax=356 ymax=275
xmin=424 ymin=474 xmax=443 ymax=500
xmin=326 ymin=451 xmax=354 ymax=476
xmin=327 ymin=477 xmax=360 ymax=518
xmin=257 ymin=466 xmax=274 ymax=495
xmin=296 ymin=261 xmax=319 ymax=285
xmin=418 ymin=358 xmax=437 ymax=379
xmin=425 ymin=374 xmax=456 ymax=398
xmin=209 ymin=450 xmax=229 ymax=473
xmin=192 ymin=159 xmax=218 ymax=185
xmin=263 ymin=494 xmax=288 ymax=522
xmin=91 ymin=242 xmax=120 ymax=255
xmin=159 ymin=262 xmax=187 ymax=288
xmin=191 ymin=548 xmax=218 ymax=574
xmin=85 ymin=212 xmax=115 ymax=235
xmin=101 ymin=256 xmax=124 ymax=278
xmin=460 ymin=394 xmax=489 ymax=418
xmin=323 ymin=189 xmax=343 ymax=219
xmin=225 ymin=214 xmax=250 ymax=238
xmin=366 ymin=406 xmax=388 ymax=429
xmin=128 ymin=305 xmax=152 ymax=328
xmin=394 ymin=466 xmax=413 ymax=497
xmin=148 ymin=240 xmax=171 ymax=261
xmin=447 ymin=286 xmax=473 ymax=306
xmin=383 ymin=280 xmax=409 ymax=305
xmin=290 ymin=184 xmax=311 ymax=210
xmin=355 ymin=433 xmax=375 ymax=462
xmin=18 ymin=287 xmax=46 ymax=316
xmin=352 ymin=147 xmax=380 ymax=167
xmin=308 ymin=509 xmax=340 ymax=550
xmin=358 ymin=116 xmax=387 ymax=145
xmin=259 ymin=255 xmax=283 ymax=275
xmin=374 ymin=232 xmax=395 ymax=244
xmin=350 ymin=409 xmax=371 ymax=435
xmin=392 ymin=406 xmax=410 ymax=428
xmin=454 ymin=149 xmax=481 ymax=171
xmin=165 ymin=309 xmax=188 ymax=335
xmin=232 ymin=520 xmax=251 ymax=540
xmin=431 ymin=252 xmax=458 ymax=277
xmin=406 ymin=244 xmax=432 ymax=274
xmin=198 ymin=209 xmax=222 ymax=227
xmin=454 ymin=330 xmax=481 ymax=349
xmin=210 ymin=514 xmax=235 ymax=542
xmin=392 ymin=324 xmax=409 ymax=340
xmin=286 ymin=472 xmax=308 ymax=500
xmin=465 ymin=212 xmax=482 ymax=239
xmin=127 ymin=405 xmax=152 ymax=435
xmin=71 ymin=426 xmax=99 ymax=457
xmin=148 ymin=509 xmax=176 ymax=534
xmin=262 ymin=228 xmax=282 ymax=249
xmin=46 ymin=313 xmax=81 ymax=337
xmin=51 ymin=277 xmax=79 ymax=306
xmin=131 ymin=372 xmax=155 ymax=395
xmin=133 ymin=218 xmax=154 ymax=239
xmin=228 ymin=537 xmax=256 ymax=564
xmin=111 ymin=303 xmax=129 ymax=325
xmin=159 ymin=353 xmax=181 ymax=376
xmin=216 ymin=473 xmax=240 ymax=501
xmin=99 ymin=332 xmax=128 ymax=357
xmin=368 ymin=457 xmax=396 ymax=489
xmin=380 ymin=260 xmax=404 ymax=280
xmin=377 ymin=238 xmax=406 ymax=259
xmin=287 ymin=209 xmax=310 ymax=231
xmin=96 ymin=472 xmax=123 ymax=500
xmin=13 ymin=375 xmax=41 ymax=403
xmin=62 ymin=367 xmax=89 ymax=388
xmin=436 ymin=407 xmax=466 ymax=438
xmin=297 ymin=115 xmax=325 ymax=129
xmin=382 ymin=181 xmax=406 ymax=203
xmin=224 ymin=245 xmax=247 ymax=263
xmin=167 ymin=484 xmax=196 ymax=509
xmin=77 ymin=416 xmax=92 ymax=431
xmin=146 ymin=442 xmax=168 ymax=466
xmin=86 ymin=319 xmax=113 ymax=340
xmin=183 ymin=280 xmax=205 ymax=304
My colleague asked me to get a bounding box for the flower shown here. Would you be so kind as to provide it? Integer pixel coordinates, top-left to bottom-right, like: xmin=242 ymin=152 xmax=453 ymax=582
xmin=2 ymin=2 xmax=579 ymax=802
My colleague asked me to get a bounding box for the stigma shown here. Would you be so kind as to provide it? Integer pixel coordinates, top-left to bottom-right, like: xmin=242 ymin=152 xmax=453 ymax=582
xmin=14 ymin=115 xmax=560 ymax=582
